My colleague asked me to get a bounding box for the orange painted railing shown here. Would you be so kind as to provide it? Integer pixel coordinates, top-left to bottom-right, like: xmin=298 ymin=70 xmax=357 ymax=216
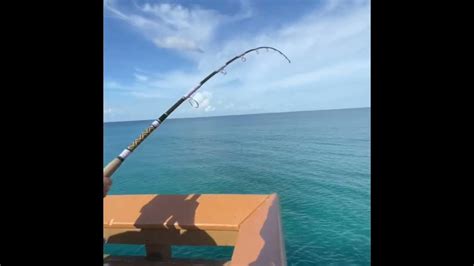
xmin=104 ymin=194 xmax=286 ymax=265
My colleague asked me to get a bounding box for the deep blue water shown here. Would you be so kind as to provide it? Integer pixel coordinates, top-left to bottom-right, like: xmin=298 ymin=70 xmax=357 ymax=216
xmin=104 ymin=107 xmax=370 ymax=265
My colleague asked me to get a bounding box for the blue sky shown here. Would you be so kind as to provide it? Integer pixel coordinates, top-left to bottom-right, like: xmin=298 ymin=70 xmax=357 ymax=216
xmin=104 ymin=0 xmax=370 ymax=122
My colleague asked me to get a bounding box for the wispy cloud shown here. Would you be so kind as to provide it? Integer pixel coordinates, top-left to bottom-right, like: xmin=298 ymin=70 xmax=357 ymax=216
xmin=191 ymin=91 xmax=215 ymax=112
xmin=105 ymin=0 xmax=370 ymax=121
xmin=104 ymin=0 xmax=252 ymax=53
xmin=133 ymin=73 xmax=148 ymax=82
xmin=104 ymin=106 xmax=122 ymax=121
xmin=104 ymin=80 xmax=123 ymax=89
xmin=129 ymin=91 xmax=163 ymax=99
xmin=104 ymin=107 xmax=113 ymax=114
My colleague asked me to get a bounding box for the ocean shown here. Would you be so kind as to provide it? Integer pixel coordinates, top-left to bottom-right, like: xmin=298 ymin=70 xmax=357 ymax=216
xmin=104 ymin=107 xmax=370 ymax=265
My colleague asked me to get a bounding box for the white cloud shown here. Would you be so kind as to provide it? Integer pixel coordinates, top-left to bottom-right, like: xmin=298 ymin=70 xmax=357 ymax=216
xmin=129 ymin=91 xmax=163 ymax=99
xmin=104 ymin=81 xmax=123 ymax=89
xmin=104 ymin=0 xmax=251 ymax=53
xmin=205 ymin=105 xmax=216 ymax=112
xmin=225 ymin=103 xmax=235 ymax=110
xmin=105 ymin=0 xmax=370 ymax=120
xmin=191 ymin=91 xmax=214 ymax=112
xmin=153 ymin=36 xmax=203 ymax=53
xmin=104 ymin=107 xmax=123 ymax=121
xmin=134 ymin=73 xmax=148 ymax=82
xmin=104 ymin=77 xmax=164 ymax=99
xmin=104 ymin=107 xmax=113 ymax=114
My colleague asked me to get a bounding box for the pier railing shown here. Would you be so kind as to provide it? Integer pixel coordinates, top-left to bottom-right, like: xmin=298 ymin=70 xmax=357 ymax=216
xmin=104 ymin=193 xmax=286 ymax=265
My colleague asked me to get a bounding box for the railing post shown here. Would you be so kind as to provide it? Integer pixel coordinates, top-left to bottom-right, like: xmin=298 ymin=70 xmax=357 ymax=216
xmin=145 ymin=244 xmax=171 ymax=260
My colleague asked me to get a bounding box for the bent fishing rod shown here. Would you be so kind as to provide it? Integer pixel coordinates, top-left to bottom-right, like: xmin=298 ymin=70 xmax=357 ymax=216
xmin=104 ymin=46 xmax=291 ymax=178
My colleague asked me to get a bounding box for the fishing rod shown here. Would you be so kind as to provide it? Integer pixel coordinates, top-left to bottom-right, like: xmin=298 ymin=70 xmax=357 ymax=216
xmin=104 ymin=46 xmax=291 ymax=178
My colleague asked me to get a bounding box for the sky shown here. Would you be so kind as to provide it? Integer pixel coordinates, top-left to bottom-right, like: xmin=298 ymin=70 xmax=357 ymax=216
xmin=104 ymin=0 xmax=370 ymax=122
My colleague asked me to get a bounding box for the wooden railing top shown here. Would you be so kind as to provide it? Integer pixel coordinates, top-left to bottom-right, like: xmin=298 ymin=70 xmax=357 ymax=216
xmin=104 ymin=194 xmax=269 ymax=231
xmin=104 ymin=193 xmax=286 ymax=265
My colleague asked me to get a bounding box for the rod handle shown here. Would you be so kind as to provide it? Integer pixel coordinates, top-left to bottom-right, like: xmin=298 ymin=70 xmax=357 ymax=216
xmin=103 ymin=158 xmax=123 ymax=178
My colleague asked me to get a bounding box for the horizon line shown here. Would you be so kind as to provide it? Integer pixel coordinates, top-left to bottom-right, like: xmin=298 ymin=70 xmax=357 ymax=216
xmin=104 ymin=106 xmax=370 ymax=124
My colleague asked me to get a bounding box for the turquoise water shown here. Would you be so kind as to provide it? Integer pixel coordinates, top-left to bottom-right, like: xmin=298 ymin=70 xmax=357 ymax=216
xmin=104 ymin=107 xmax=370 ymax=265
